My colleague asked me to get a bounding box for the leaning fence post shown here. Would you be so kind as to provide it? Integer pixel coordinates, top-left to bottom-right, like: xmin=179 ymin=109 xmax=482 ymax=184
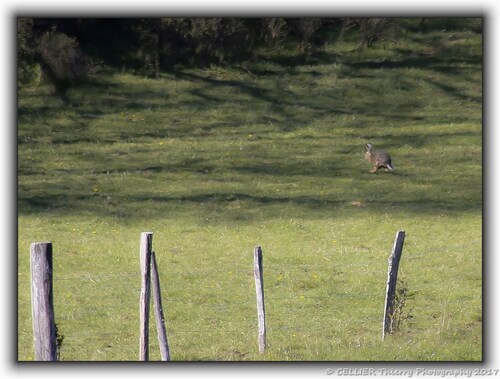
xmin=30 ymin=242 xmax=57 ymax=361
xmin=139 ymin=232 xmax=153 ymax=361
xmin=254 ymin=245 xmax=266 ymax=353
xmin=382 ymin=230 xmax=406 ymax=340
xmin=151 ymin=251 xmax=171 ymax=361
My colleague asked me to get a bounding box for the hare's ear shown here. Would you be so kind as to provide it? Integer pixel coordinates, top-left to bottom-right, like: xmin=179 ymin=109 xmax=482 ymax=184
xmin=365 ymin=143 xmax=373 ymax=151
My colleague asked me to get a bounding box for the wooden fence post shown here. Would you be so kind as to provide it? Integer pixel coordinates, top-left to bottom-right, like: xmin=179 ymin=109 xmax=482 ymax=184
xmin=30 ymin=242 xmax=57 ymax=361
xmin=254 ymin=246 xmax=266 ymax=353
xmin=139 ymin=232 xmax=153 ymax=361
xmin=151 ymin=251 xmax=171 ymax=361
xmin=382 ymin=230 xmax=406 ymax=340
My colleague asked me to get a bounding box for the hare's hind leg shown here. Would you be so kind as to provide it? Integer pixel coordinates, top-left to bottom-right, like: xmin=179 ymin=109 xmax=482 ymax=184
xmin=369 ymin=166 xmax=379 ymax=173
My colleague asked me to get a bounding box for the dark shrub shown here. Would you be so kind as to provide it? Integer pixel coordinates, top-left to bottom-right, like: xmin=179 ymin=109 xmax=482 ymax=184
xmin=36 ymin=31 xmax=89 ymax=98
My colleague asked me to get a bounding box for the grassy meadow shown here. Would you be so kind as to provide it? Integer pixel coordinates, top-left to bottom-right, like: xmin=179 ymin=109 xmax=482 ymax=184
xmin=18 ymin=22 xmax=482 ymax=361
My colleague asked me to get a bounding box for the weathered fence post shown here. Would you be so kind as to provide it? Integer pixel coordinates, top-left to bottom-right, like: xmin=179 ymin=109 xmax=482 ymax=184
xmin=139 ymin=232 xmax=153 ymax=361
xmin=151 ymin=251 xmax=171 ymax=361
xmin=30 ymin=242 xmax=57 ymax=361
xmin=382 ymin=230 xmax=406 ymax=340
xmin=254 ymin=245 xmax=266 ymax=353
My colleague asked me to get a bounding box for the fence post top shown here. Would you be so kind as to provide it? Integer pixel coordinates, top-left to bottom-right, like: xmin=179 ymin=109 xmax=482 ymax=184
xmin=30 ymin=242 xmax=52 ymax=247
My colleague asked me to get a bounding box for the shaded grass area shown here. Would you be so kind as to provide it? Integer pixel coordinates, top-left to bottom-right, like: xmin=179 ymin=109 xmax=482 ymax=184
xmin=18 ymin=25 xmax=482 ymax=361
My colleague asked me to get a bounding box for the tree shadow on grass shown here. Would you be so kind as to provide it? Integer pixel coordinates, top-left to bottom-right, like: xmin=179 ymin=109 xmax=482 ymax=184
xmin=19 ymin=33 xmax=481 ymax=145
xmin=18 ymin=170 xmax=481 ymax=221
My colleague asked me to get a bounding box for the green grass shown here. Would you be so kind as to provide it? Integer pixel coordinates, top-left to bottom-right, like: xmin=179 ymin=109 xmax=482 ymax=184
xmin=18 ymin=25 xmax=482 ymax=361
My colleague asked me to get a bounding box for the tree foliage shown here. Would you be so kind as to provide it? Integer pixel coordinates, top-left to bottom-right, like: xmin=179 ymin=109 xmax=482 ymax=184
xmin=17 ymin=17 xmax=478 ymax=92
xmin=17 ymin=18 xmax=40 ymax=86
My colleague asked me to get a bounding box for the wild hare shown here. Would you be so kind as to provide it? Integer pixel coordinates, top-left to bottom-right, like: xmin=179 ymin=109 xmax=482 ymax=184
xmin=364 ymin=143 xmax=394 ymax=173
